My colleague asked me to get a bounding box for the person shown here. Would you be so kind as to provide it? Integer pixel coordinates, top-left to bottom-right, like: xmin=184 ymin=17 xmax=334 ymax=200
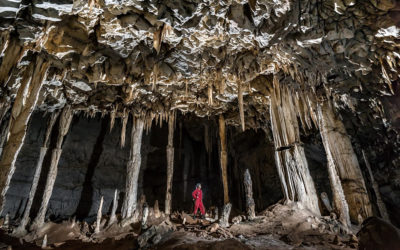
xmin=192 ymin=183 xmax=205 ymax=219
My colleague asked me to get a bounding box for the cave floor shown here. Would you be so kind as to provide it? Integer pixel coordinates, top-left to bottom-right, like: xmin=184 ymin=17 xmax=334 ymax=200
xmin=0 ymin=203 xmax=358 ymax=249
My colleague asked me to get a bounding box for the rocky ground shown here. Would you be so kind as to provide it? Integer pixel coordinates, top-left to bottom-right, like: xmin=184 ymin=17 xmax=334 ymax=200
xmin=0 ymin=202 xmax=369 ymax=249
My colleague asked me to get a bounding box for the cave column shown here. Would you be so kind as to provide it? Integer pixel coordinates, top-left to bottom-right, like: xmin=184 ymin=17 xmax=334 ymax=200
xmin=317 ymin=100 xmax=372 ymax=223
xmin=121 ymin=117 xmax=144 ymax=219
xmin=244 ymin=169 xmax=255 ymax=220
xmin=219 ymin=115 xmax=229 ymax=204
xmin=0 ymin=56 xmax=49 ymax=212
xmin=165 ymin=114 xmax=175 ymax=214
xmin=31 ymin=105 xmax=73 ymax=230
xmin=269 ymin=78 xmax=320 ymax=215
xmin=14 ymin=112 xmax=59 ymax=234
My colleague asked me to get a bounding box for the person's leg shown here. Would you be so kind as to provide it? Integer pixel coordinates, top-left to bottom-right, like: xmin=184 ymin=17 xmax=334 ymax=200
xmin=193 ymin=200 xmax=199 ymax=217
xmin=200 ymin=201 xmax=205 ymax=216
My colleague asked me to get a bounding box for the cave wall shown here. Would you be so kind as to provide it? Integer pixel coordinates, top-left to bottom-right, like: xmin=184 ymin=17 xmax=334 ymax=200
xmin=3 ymin=112 xmax=132 ymax=220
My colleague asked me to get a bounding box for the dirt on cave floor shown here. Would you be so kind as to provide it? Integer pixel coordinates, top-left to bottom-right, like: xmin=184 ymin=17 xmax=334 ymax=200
xmin=0 ymin=202 xmax=359 ymax=250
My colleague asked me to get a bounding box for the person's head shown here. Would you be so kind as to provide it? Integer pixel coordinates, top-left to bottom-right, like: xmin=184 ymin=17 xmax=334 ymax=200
xmin=196 ymin=183 xmax=201 ymax=189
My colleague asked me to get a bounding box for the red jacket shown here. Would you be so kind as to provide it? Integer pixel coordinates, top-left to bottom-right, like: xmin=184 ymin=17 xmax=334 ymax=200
xmin=192 ymin=189 xmax=202 ymax=201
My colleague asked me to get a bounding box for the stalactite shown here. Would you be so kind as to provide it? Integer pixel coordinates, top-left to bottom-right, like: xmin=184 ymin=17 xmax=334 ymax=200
xmin=14 ymin=112 xmax=59 ymax=235
xmin=219 ymin=115 xmax=229 ymax=204
xmin=120 ymin=110 xmax=129 ymax=148
xmin=165 ymin=113 xmax=175 ymax=214
xmin=208 ymin=82 xmax=213 ymax=106
xmin=0 ymin=56 xmax=49 ymax=212
xmin=238 ymin=82 xmax=245 ymax=131
xmin=31 ymin=106 xmax=73 ymax=230
xmin=362 ymin=150 xmax=390 ymax=222
xmin=0 ymin=37 xmax=24 ymax=85
xmin=108 ymin=189 xmax=118 ymax=226
xmin=121 ymin=118 xmax=144 ymax=219
xmin=243 ymin=169 xmax=255 ymax=220
xmin=317 ymin=100 xmax=372 ymax=223
xmin=269 ymin=78 xmax=320 ymax=215
xmin=109 ymin=106 xmax=116 ymax=132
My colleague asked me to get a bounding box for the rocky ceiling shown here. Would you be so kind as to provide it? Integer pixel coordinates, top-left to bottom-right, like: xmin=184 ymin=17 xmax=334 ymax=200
xmin=0 ymin=0 xmax=399 ymax=134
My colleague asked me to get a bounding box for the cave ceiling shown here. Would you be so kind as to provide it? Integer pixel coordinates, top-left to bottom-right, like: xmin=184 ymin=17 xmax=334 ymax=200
xmin=0 ymin=0 xmax=399 ymax=131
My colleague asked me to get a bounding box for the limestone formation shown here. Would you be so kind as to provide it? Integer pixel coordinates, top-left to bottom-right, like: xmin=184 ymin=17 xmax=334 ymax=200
xmin=318 ymin=100 xmax=372 ymax=223
xmin=269 ymin=78 xmax=320 ymax=215
xmin=31 ymin=106 xmax=74 ymax=230
xmin=0 ymin=0 xmax=399 ymax=248
xmin=165 ymin=114 xmax=175 ymax=214
xmin=121 ymin=118 xmax=144 ymax=219
xmin=0 ymin=56 xmax=49 ymax=212
xmin=243 ymin=169 xmax=256 ymax=220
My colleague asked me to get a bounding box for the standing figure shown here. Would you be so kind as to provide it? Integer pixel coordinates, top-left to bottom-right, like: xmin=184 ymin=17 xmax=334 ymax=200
xmin=192 ymin=183 xmax=205 ymax=219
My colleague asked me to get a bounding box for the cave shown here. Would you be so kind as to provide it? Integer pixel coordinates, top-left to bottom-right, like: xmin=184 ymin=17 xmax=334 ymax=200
xmin=0 ymin=0 xmax=400 ymax=249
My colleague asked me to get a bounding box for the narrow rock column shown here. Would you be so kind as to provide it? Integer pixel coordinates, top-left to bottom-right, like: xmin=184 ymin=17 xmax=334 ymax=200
xmin=0 ymin=56 xmax=49 ymax=211
xmin=219 ymin=115 xmax=229 ymax=204
xmin=269 ymin=80 xmax=320 ymax=215
xmin=317 ymin=101 xmax=372 ymax=222
xmin=243 ymin=169 xmax=255 ymax=220
xmin=165 ymin=115 xmax=175 ymax=214
xmin=121 ymin=118 xmax=144 ymax=219
xmin=31 ymin=106 xmax=73 ymax=230
xmin=14 ymin=112 xmax=59 ymax=234
xmin=362 ymin=150 xmax=390 ymax=222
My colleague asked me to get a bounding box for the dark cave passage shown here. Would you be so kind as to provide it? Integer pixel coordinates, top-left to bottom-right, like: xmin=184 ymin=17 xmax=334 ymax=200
xmin=3 ymin=112 xmax=283 ymax=221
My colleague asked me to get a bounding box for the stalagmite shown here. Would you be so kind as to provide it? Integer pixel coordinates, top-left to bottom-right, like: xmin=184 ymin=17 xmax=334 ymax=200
xmin=121 ymin=118 xmax=144 ymax=219
xmin=41 ymin=234 xmax=47 ymax=249
xmin=95 ymin=196 xmax=104 ymax=234
xmin=14 ymin=112 xmax=59 ymax=235
xmin=141 ymin=203 xmax=149 ymax=230
xmin=243 ymin=169 xmax=256 ymax=220
xmin=219 ymin=203 xmax=232 ymax=228
xmin=31 ymin=106 xmax=73 ymax=230
xmin=154 ymin=200 xmax=160 ymax=218
xmin=317 ymin=100 xmax=372 ymax=223
xmin=108 ymin=189 xmax=118 ymax=226
xmin=362 ymin=150 xmax=390 ymax=222
xmin=165 ymin=114 xmax=175 ymax=214
xmin=269 ymin=79 xmax=320 ymax=215
xmin=219 ymin=115 xmax=229 ymax=204
xmin=0 ymin=56 xmax=49 ymax=211
xmin=320 ymin=192 xmax=333 ymax=212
